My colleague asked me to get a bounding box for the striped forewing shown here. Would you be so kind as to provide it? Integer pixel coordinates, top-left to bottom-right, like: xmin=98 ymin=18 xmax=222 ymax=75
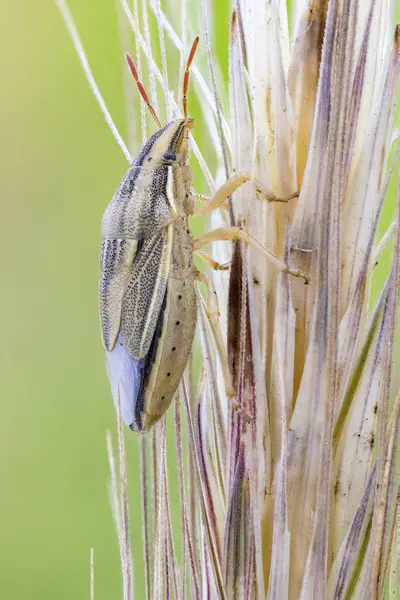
xmin=120 ymin=226 xmax=173 ymax=360
xmin=99 ymin=237 xmax=138 ymax=352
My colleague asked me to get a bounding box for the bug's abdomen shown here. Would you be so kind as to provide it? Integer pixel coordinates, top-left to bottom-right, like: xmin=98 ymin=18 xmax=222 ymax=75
xmin=134 ymin=276 xmax=197 ymax=431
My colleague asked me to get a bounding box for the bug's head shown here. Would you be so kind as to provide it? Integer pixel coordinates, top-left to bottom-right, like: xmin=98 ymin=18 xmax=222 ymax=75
xmin=161 ymin=117 xmax=194 ymax=166
xmin=133 ymin=117 xmax=194 ymax=168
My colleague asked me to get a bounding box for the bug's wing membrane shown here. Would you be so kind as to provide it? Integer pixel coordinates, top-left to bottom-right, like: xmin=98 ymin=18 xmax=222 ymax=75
xmin=121 ymin=227 xmax=172 ymax=360
xmin=105 ymin=338 xmax=145 ymax=427
xmin=100 ymin=238 xmax=138 ymax=352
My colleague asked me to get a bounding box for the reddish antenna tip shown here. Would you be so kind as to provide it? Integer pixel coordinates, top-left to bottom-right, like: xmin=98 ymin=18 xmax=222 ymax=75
xmin=182 ymin=37 xmax=200 ymax=119
xmin=125 ymin=52 xmax=138 ymax=80
xmin=125 ymin=52 xmax=162 ymax=128
xmin=187 ymin=37 xmax=199 ymax=69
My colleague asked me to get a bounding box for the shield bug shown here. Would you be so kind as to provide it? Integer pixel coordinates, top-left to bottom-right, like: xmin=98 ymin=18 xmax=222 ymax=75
xmin=100 ymin=38 xmax=308 ymax=432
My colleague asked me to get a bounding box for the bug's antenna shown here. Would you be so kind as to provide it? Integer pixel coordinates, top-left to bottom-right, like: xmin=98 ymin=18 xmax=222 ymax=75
xmin=183 ymin=37 xmax=199 ymax=120
xmin=125 ymin=53 xmax=162 ymax=128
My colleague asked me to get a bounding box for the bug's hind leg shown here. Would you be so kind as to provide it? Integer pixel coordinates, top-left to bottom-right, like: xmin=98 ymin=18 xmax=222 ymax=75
xmin=194 ymin=268 xmax=251 ymax=423
xmin=194 ymin=226 xmax=310 ymax=284
xmin=193 ymin=172 xmax=298 ymax=217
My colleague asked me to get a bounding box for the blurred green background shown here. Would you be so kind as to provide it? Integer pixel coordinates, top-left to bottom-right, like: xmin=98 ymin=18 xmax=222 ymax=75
xmin=0 ymin=1 xmax=399 ymax=599
xmin=0 ymin=1 xmax=230 ymax=598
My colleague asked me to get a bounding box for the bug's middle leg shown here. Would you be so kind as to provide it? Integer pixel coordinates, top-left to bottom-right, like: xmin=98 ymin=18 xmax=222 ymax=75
xmin=194 ymin=226 xmax=310 ymax=283
xmin=193 ymin=172 xmax=298 ymax=217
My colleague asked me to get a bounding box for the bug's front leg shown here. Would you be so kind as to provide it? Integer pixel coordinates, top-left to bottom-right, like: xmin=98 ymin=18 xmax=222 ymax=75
xmin=194 ymin=268 xmax=251 ymax=423
xmin=194 ymin=227 xmax=310 ymax=284
xmin=193 ymin=172 xmax=299 ymax=216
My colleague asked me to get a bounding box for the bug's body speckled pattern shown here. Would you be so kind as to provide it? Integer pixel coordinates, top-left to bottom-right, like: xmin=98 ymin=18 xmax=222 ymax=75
xmin=100 ymin=119 xmax=197 ymax=431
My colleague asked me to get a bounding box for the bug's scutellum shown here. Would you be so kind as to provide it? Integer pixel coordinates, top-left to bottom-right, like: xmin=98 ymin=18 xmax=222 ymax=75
xmin=100 ymin=38 xmax=309 ymax=432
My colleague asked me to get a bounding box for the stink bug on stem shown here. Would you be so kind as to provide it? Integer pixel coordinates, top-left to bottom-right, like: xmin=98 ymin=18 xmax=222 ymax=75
xmin=100 ymin=38 xmax=309 ymax=432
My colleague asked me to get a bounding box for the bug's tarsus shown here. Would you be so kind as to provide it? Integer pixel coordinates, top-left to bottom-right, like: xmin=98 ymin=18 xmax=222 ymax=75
xmin=125 ymin=52 xmax=162 ymax=128
xmin=183 ymin=37 xmax=200 ymax=119
xmin=195 ymin=249 xmax=230 ymax=271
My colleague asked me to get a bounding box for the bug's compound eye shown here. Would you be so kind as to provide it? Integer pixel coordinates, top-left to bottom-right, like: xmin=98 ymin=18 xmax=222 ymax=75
xmin=162 ymin=151 xmax=177 ymax=165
